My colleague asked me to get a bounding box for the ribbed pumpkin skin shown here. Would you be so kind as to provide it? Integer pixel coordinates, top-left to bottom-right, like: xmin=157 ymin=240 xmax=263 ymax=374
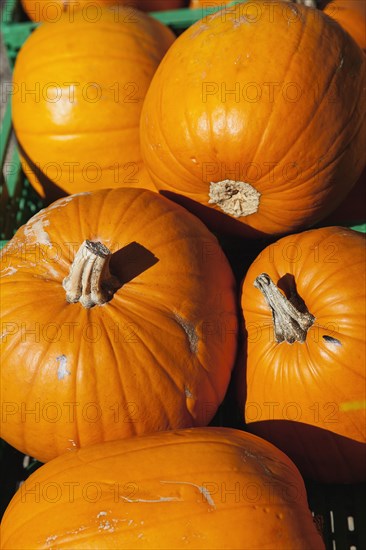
xmin=0 ymin=189 xmax=238 ymax=463
xmin=190 ymin=0 xmax=366 ymax=51
xmin=325 ymin=0 xmax=366 ymax=50
xmin=140 ymin=1 xmax=366 ymax=237
xmin=12 ymin=8 xmax=174 ymax=199
xmin=21 ymin=0 xmax=187 ymax=21
xmin=0 ymin=427 xmax=325 ymax=549
xmin=240 ymin=227 xmax=366 ymax=482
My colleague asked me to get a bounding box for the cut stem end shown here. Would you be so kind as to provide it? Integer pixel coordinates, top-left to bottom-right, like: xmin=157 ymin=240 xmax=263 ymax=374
xmin=208 ymin=180 xmax=260 ymax=218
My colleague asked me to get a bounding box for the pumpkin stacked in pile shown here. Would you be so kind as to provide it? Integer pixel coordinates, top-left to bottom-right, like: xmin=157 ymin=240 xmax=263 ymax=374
xmin=0 ymin=1 xmax=365 ymax=548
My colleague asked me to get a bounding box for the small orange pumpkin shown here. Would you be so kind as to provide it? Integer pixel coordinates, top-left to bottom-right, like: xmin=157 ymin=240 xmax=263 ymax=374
xmin=141 ymin=1 xmax=366 ymax=238
xmin=240 ymin=226 xmax=366 ymax=483
xmin=12 ymin=8 xmax=175 ymax=201
xmin=21 ymin=0 xmax=187 ymax=22
xmin=0 ymin=427 xmax=325 ymax=549
xmin=0 ymin=188 xmax=238 ymax=462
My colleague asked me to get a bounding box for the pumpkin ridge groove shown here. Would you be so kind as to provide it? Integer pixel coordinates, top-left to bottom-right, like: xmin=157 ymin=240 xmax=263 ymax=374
xmin=250 ymin=10 xmax=308 ymax=170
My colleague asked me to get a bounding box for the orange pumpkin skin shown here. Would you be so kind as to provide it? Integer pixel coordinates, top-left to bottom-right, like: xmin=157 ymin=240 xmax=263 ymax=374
xmin=140 ymin=1 xmax=366 ymax=238
xmin=240 ymin=227 xmax=366 ymax=483
xmin=0 ymin=427 xmax=325 ymax=549
xmin=190 ymin=0 xmax=366 ymax=51
xmin=21 ymin=0 xmax=187 ymax=21
xmin=190 ymin=0 xmax=230 ymax=7
xmin=324 ymin=0 xmax=366 ymax=50
xmin=0 ymin=188 xmax=238 ymax=463
xmin=12 ymin=8 xmax=174 ymax=201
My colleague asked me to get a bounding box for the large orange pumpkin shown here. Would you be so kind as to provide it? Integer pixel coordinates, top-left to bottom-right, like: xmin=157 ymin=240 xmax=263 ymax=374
xmin=21 ymin=0 xmax=187 ymax=22
xmin=0 ymin=427 xmax=325 ymax=549
xmin=141 ymin=1 xmax=366 ymax=237
xmin=12 ymin=8 xmax=175 ymax=201
xmin=0 ymin=188 xmax=238 ymax=463
xmin=240 ymin=226 xmax=366 ymax=483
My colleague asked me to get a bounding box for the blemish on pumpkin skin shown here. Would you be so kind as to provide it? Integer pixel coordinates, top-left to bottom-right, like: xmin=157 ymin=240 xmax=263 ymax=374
xmin=98 ymin=520 xmax=115 ymax=532
xmin=233 ymin=15 xmax=248 ymax=28
xmin=185 ymin=387 xmax=197 ymax=418
xmin=160 ymin=480 xmax=216 ymax=509
xmin=323 ymin=335 xmax=342 ymax=346
xmin=57 ymin=355 xmax=70 ymax=380
xmin=24 ymin=218 xmax=51 ymax=245
xmin=66 ymin=439 xmax=78 ymax=452
xmin=185 ymin=387 xmax=194 ymax=399
xmin=174 ymin=314 xmax=198 ymax=354
xmin=190 ymin=24 xmax=209 ymax=39
xmin=0 ymin=266 xmax=17 ymax=276
xmin=121 ymin=495 xmax=182 ymax=503
xmin=44 ymin=526 xmax=88 ymax=546
xmin=0 ymin=331 xmax=9 ymax=342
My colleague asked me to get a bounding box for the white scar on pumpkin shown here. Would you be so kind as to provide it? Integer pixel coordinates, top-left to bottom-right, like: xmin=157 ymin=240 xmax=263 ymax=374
xmin=160 ymin=480 xmax=216 ymax=508
xmin=24 ymin=218 xmax=51 ymax=245
xmin=57 ymin=355 xmax=70 ymax=380
xmin=121 ymin=496 xmax=182 ymax=503
xmin=0 ymin=266 xmax=17 ymax=276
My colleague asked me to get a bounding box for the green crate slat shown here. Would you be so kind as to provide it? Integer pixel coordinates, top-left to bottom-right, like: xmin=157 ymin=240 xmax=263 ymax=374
xmin=6 ymin=143 xmax=21 ymax=198
xmin=1 ymin=0 xmax=18 ymax=24
xmin=0 ymin=101 xmax=12 ymax=168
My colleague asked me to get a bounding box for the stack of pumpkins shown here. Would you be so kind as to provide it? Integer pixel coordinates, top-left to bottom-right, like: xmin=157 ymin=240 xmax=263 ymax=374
xmin=0 ymin=0 xmax=365 ymax=548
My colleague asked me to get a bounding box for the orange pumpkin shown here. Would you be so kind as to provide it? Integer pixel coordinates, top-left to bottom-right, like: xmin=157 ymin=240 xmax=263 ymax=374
xmin=21 ymin=0 xmax=187 ymax=22
xmin=0 ymin=188 xmax=238 ymax=463
xmin=240 ymin=226 xmax=366 ymax=483
xmin=0 ymin=427 xmax=325 ymax=549
xmin=324 ymin=0 xmax=366 ymax=50
xmin=141 ymin=1 xmax=366 ymax=237
xmin=12 ymin=8 xmax=175 ymax=201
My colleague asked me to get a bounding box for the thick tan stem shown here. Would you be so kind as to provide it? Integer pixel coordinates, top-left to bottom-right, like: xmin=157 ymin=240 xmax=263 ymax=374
xmin=208 ymin=180 xmax=261 ymax=218
xmin=254 ymin=273 xmax=315 ymax=344
xmin=63 ymin=241 xmax=120 ymax=308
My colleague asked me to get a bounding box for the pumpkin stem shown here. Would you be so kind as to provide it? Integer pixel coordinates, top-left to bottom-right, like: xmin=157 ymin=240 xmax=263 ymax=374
xmin=254 ymin=273 xmax=315 ymax=344
xmin=63 ymin=240 xmax=121 ymax=308
xmin=208 ymin=180 xmax=261 ymax=218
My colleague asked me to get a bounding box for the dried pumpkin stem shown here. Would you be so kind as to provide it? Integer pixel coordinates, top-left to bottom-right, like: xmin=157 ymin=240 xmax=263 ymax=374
xmin=63 ymin=240 xmax=120 ymax=308
xmin=209 ymin=180 xmax=261 ymax=218
xmin=254 ymin=273 xmax=315 ymax=344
